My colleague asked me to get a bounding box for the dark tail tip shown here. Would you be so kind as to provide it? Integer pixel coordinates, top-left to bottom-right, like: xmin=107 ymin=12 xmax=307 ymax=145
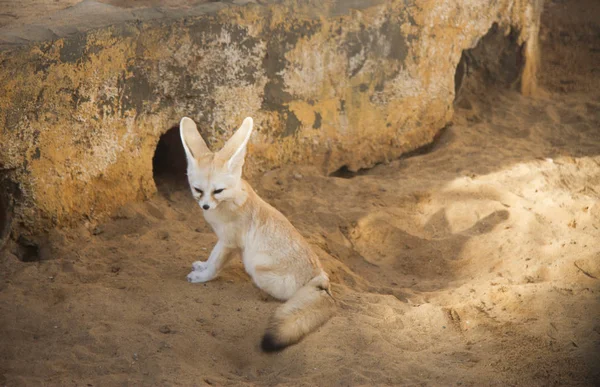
xmin=261 ymin=333 xmax=287 ymax=353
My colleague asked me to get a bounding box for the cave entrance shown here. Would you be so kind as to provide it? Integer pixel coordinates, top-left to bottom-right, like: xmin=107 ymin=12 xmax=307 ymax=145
xmin=152 ymin=126 xmax=189 ymax=196
xmin=454 ymin=22 xmax=525 ymax=105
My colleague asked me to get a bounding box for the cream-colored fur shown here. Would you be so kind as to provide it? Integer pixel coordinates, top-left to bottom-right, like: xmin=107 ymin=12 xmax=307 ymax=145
xmin=180 ymin=116 xmax=335 ymax=352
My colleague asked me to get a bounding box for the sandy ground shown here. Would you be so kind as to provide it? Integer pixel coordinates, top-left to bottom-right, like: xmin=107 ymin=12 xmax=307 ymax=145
xmin=2 ymin=0 xmax=600 ymax=385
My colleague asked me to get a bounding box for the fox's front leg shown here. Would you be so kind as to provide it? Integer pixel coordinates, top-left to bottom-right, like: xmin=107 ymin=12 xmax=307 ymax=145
xmin=187 ymin=240 xmax=234 ymax=283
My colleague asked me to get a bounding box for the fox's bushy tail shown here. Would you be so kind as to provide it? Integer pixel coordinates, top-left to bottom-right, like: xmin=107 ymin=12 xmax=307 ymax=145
xmin=261 ymin=272 xmax=335 ymax=352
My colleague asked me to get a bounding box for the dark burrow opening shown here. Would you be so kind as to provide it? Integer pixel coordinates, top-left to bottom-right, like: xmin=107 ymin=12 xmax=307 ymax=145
xmin=329 ymin=165 xmax=361 ymax=179
xmin=0 ymin=177 xmax=19 ymax=252
xmin=329 ymin=164 xmax=384 ymax=179
xmin=152 ymin=126 xmax=189 ymax=196
xmin=0 ymin=178 xmax=42 ymax=262
xmin=0 ymin=187 xmax=12 ymax=250
xmin=15 ymin=236 xmax=40 ymax=262
xmin=454 ymin=22 xmax=525 ymax=105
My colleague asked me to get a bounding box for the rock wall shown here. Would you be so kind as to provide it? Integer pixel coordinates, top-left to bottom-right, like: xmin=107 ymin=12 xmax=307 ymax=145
xmin=0 ymin=0 xmax=543 ymax=240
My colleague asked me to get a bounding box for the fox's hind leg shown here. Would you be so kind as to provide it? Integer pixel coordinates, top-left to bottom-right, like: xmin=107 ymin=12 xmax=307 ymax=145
xmin=250 ymin=264 xmax=303 ymax=300
xmin=188 ymin=241 xmax=235 ymax=283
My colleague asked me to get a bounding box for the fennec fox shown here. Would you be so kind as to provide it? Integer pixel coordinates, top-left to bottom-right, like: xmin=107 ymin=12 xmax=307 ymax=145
xmin=180 ymin=116 xmax=335 ymax=352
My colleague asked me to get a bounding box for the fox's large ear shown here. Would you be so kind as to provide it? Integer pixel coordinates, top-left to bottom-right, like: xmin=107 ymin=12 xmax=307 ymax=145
xmin=180 ymin=117 xmax=210 ymax=160
xmin=218 ymin=117 xmax=254 ymax=175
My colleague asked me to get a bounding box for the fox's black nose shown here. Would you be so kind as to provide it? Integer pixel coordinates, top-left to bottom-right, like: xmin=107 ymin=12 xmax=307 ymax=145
xmin=202 ymin=204 xmax=210 ymax=210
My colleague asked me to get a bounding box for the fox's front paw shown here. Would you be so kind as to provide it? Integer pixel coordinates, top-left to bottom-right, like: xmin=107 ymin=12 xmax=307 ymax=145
xmin=191 ymin=260 xmax=210 ymax=272
xmin=187 ymin=270 xmax=213 ymax=283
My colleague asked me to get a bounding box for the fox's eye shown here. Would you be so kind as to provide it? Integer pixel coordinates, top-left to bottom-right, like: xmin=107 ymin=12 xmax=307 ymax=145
xmin=213 ymin=188 xmax=225 ymax=194
xmin=194 ymin=187 xmax=203 ymax=195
